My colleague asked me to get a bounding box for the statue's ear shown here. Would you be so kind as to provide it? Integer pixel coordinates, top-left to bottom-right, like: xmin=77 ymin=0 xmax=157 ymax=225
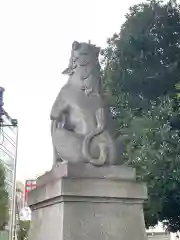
xmin=95 ymin=47 xmax=100 ymax=56
xmin=72 ymin=41 xmax=80 ymax=50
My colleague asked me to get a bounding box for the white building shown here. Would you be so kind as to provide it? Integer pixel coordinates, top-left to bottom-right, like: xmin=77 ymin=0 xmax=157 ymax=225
xmin=147 ymin=223 xmax=179 ymax=240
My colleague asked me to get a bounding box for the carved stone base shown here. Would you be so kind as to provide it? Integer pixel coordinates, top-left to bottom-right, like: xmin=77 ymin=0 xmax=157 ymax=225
xmin=28 ymin=162 xmax=147 ymax=240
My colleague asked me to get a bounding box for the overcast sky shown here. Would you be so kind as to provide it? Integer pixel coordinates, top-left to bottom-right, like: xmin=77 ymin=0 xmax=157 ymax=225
xmin=0 ymin=0 xmax=142 ymax=182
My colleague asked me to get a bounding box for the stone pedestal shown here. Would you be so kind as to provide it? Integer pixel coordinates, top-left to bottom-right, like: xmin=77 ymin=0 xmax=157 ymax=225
xmin=28 ymin=162 xmax=147 ymax=240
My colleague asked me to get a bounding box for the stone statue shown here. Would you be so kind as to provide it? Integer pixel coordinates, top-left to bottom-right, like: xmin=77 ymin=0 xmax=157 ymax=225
xmin=50 ymin=41 xmax=123 ymax=167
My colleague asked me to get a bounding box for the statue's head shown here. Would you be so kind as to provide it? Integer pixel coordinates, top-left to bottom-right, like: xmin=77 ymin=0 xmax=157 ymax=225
xmin=71 ymin=41 xmax=100 ymax=58
xmin=62 ymin=41 xmax=100 ymax=75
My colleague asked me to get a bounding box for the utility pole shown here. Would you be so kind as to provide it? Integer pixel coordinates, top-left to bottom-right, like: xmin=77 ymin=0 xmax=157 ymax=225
xmin=0 ymin=87 xmax=5 ymax=122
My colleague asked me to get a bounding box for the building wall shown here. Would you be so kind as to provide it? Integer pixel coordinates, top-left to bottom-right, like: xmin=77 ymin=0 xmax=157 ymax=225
xmin=147 ymin=232 xmax=171 ymax=240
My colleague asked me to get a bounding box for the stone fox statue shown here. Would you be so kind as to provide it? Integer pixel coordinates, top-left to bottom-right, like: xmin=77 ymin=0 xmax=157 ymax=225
xmin=50 ymin=41 xmax=123 ymax=167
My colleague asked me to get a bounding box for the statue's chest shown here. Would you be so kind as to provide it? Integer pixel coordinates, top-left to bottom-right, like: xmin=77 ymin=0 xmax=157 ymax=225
xmin=62 ymin=90 xmax=102 ymax=133
xmin=64 ymin=88 xmax=103 ymax=111
xmin=68 ymin=106 xmax=97 ymax=135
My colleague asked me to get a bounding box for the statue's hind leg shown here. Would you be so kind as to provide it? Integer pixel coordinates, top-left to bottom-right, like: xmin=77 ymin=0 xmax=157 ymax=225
xmin=52 ymin=146 xmax=63 ymax=167
xmin=51 ymin=120 xmax=63 ymax=167
xmin=52 ymin=128 xmax=85 ymax=163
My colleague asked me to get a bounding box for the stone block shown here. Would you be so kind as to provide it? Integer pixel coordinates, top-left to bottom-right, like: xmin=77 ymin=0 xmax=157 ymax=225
xmin=28 ymin=163 xmax=147 ymax=240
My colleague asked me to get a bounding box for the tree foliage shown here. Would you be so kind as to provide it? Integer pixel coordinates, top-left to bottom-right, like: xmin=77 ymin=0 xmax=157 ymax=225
xmin=17 ymin=220 xmax=30 ymax=240
xmin=102 ymin=0 xmax=180 ymax=232
xmin=0 ymin=162 xmax=8 ymax=230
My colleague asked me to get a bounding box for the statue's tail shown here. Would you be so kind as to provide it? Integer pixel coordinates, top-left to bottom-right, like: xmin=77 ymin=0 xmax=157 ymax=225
xmin=82 ymin=108 xmax=108 ymax=166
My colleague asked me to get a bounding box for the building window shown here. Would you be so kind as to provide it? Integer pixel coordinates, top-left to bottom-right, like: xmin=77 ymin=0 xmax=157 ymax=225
xmin=5 ymin=168 xmax=13 ymax=183
xmin=0 ymin=146 xmax=15 ymax=168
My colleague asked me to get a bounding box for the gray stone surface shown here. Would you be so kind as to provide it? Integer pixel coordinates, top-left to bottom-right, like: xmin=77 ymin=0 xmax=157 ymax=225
xmin=29 ymin=199 xmax=147 ymax=240
xmin=50 ymin=41 xmax=125 ymax=167
xmin=28 ymin=164 xmax=147 ymax=240
xmin=36 ymin=162 xmax=136 ymax=187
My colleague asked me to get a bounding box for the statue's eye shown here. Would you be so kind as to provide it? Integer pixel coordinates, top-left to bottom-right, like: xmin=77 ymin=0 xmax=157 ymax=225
xmin=80 ymin=52 xmax=88 ymax=56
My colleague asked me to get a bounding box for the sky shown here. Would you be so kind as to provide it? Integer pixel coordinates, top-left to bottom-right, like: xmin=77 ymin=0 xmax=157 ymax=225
xmin=0 ymin=0 xmax=142 ymax=182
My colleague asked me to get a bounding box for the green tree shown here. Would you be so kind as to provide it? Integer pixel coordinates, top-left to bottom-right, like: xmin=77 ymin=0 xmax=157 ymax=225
xmin=17 ymin=220 xmax=30 ymax=240
xmin=0 ymin=162 xmax=8 ymax=230
xmin=102 ymin=0 xmax=180 ymax=232
xmin=102 ymin=0 xmax=180 ymax=100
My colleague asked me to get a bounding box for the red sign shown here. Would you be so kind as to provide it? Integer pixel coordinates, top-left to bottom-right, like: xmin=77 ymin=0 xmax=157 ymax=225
xmin=24 ymin=179 xmax=36 ymax=204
